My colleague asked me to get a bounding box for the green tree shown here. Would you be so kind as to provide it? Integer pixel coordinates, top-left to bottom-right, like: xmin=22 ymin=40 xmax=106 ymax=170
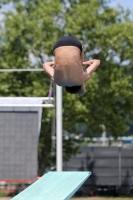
xmin=62 ymin=0 xmax=133 ymax=138
xmin=0 ymin=0 xmax=61 ymax=96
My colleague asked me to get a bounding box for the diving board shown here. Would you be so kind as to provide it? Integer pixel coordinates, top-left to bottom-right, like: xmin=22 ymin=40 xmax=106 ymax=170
xmin=11 ymin=171 xmax=91 ymax=200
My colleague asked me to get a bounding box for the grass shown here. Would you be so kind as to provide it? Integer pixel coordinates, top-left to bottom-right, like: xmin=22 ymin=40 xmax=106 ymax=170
xmin=0 ymin=192 xmax=9 ymax=197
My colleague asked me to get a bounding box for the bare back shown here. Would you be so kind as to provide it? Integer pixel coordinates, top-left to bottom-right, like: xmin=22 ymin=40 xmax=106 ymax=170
xmin=53 ymin=46 xmax=84 ymax=86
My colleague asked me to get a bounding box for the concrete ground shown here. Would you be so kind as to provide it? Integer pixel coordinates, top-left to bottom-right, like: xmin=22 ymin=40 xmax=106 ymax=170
xmin=0 ymin=198 xmax=11 ymax=200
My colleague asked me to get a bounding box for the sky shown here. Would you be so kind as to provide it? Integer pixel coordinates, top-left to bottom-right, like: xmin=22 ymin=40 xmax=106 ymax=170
xmin=109 ymin=0 xmax=133 ymax=19
xmin=109 ymin=0 xmax=133 ymax=11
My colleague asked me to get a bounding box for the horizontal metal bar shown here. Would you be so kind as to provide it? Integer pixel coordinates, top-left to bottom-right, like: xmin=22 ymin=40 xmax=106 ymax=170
xmin=0 ymin=104 xmax=54 ymax=107
xmin=0 ymin=97 xmax=54 ymax=100
xmin=0 ymin=68 xmax=44 ymax=72
xmin=0 ymin=97 xmax=54 ymax=107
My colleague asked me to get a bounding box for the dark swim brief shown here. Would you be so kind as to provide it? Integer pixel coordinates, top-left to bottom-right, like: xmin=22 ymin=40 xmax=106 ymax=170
xmin=53 ymin=36 xmax=83 ymax=53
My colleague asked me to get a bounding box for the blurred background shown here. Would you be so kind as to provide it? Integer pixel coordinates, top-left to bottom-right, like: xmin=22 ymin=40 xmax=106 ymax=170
xmin=0 ymin=0 xmax=133 ymax=199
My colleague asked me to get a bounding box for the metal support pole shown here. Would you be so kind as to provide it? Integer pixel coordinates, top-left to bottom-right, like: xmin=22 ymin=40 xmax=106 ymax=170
xmin=118 ymin=147 xmax=121 ymax=187
xmin=56 ymin=85 xmax=62 ymax=171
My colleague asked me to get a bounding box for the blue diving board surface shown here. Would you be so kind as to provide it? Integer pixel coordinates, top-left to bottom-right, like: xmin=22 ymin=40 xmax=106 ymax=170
xmin=11 ymin=171 xmax=91 ymax=200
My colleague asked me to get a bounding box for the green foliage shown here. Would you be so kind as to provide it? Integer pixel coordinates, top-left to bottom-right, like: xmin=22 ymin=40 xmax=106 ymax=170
xmin=62 ymin=0 xmax=133 ymax=137
xmin=0 ymin=0 xmax=133 ymax=172
xmin=0 ymin=0 xmax=61 ymax=96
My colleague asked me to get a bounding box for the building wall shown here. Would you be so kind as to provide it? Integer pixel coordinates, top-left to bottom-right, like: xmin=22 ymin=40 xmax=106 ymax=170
xmin=64 ymin=146 xmax=133 ymax=196
xmin=0 ymin=111 xmax=39 ymax=180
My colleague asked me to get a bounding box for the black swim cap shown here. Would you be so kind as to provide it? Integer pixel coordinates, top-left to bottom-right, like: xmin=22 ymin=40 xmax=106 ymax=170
xmin=65 ymin=85 xmax=81 ymax=94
